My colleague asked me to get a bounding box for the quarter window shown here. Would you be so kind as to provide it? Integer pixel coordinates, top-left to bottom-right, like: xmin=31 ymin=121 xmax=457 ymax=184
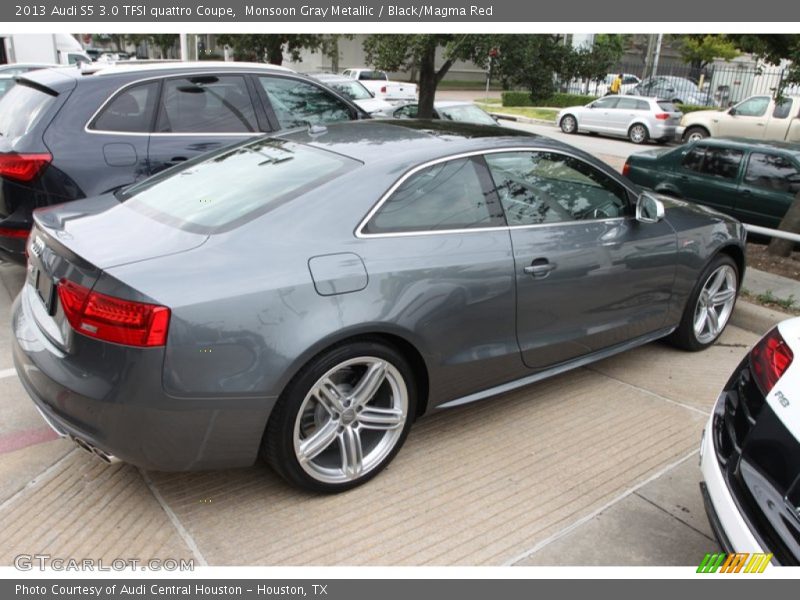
xmin=485 ymin=151 xmax=628 ymax=226
xmin=91 ymin=82 xmax=158 ymax=133
xmin=364 ymin=158 xmax=500 ymax=234
xmin=259 ymin=77 xmax=353 ymax=129
xmin=745 ymin=153 xmax=800 ymax=193
xmin=156 ymin=75 xmax=257 ymax=134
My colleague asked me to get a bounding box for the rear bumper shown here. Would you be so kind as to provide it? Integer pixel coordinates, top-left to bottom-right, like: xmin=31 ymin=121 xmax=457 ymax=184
xmin=649 ymin=122 xmax=677 ymax=140
xmin=675 ymin=126 xmax=686 ymax=140
xmin=12 ymin=289 xmax=276 ymax=471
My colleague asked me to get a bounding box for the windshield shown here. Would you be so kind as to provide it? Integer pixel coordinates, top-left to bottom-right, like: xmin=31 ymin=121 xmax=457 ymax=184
xmin=438 ymin=105 xmax=497 ymax=126
xmin=331 ymin=81 xmax=372 ymax=100
xmin=119 ymin=138 xmax=360 ymax=233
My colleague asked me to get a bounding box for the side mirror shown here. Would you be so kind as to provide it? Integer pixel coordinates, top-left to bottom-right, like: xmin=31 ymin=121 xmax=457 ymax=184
xmin=636 ymin=193 xmax=665 ymax=224
xmin=589 ymin=102 xmax=596 ymax=109
xmin=728 ymin=107 xmax=737 ymax=116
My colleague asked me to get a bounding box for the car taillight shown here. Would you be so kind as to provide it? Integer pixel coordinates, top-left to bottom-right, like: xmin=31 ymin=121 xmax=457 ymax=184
xmin=655 ymin=113 xmax=670 ymax=120
xmin=750 ymin=327 xmax=793 ymax=395
xmin=0 ymin=153 xmax=52 ymax=182
xmin=0 ymin=227 xmax=30 ymax=239
xmin=622 ymin=162 xmax=630 ymax=177
xmin=380 ymin=86 xmax=387 ymax=93
xmin=57 ymin=279 xmax=170 ymax=347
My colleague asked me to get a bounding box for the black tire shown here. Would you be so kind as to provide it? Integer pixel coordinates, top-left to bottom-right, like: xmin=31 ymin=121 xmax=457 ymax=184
xmin=682 ymin=126 xmax=709 ymax=143
xmin=261 ymin=340 xmax=417 ymax=493
xmin=628 ymin=123 xmax=649 ymax=144
xmin=560 ymin=114 xmax=577 ymax=134
xmin=668 ymin=254 xmax=739 ymax=352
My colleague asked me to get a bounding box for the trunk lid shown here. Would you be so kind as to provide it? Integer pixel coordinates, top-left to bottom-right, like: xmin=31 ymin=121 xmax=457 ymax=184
xmin=25 ymin=194 xmax=207 ymax=351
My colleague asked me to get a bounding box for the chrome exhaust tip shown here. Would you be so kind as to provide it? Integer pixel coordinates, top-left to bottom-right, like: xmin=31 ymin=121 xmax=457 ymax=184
xmin=69 ymin=435 xmax=120 ymax=464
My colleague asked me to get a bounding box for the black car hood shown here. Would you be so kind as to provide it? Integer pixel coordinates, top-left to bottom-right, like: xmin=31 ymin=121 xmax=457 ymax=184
xmin=33 ymin=193 xmax=209 ymax=270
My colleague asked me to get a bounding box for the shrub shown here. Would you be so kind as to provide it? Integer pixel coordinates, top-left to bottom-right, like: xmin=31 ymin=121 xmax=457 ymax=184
xmin=502 ymin=91 xmax=598 ymax=108
xmin=676 ymin=103 xmax=712 ymax=114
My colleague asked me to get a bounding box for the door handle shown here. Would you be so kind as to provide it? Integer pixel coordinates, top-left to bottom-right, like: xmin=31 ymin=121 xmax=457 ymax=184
xmin=169 ymin=156 xmax=188 ymax=163
xmin=523 ymin=259 xmax=556 ymax=278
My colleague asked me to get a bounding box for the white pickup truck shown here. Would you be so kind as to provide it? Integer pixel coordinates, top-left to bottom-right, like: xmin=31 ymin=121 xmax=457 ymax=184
xmin=679 ymin=94 xmax=800 ymax=143
xmin=341 ymin=68 xmax=417 ymax=103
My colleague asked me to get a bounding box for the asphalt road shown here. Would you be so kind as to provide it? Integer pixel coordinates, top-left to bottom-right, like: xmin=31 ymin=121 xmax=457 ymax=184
xmin=501 ymin=119 xmax=661 ymax=160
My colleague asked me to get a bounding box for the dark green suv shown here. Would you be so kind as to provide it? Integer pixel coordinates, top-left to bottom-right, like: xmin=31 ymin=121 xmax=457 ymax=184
xmin=624 ymin=138 xmax=800 ymax=228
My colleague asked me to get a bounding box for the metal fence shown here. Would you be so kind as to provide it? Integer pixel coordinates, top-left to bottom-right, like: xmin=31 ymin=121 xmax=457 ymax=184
xmin=565 ymin=62 xmax=797 ymax=107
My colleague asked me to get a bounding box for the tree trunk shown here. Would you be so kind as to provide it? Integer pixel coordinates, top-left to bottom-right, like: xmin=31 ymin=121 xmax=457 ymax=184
xmin=266 ymin=38 xmax=284 ymax=66
xmin=416 ymin=45 xmax=437 ymax=119
xmin=767 ymin=189 xmax=800 ymax=257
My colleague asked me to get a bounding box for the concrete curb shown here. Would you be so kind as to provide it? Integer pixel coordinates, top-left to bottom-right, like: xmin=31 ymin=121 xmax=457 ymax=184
xmin=730 ymin=300 xmax=786 ymax=336
xmin=488 ymin=111 xmax=555 ymax=126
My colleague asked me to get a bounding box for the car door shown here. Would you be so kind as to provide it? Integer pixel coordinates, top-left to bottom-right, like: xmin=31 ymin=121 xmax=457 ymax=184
xmin=147 ymin=74 xmax=265 ymax=175
xmin=673 ymin=144 xmax=744 ymax=217
xmin=79 ymin=79 xmax=158 ymax=193
xmin=483 ymin=150 xmax=677 ymax=370
xmin=255 ymin=75 xmax=360 ymax=130
xmin=611 ymin=97 xmax=645 ymax=136
xmin=356 ymin=156 xmax=521 ymax=402
xmin=737 ymin=151 xmax=800 ymax=228
xmin=581 ymin=96 xmax=619 ymax=132
xmin=718 ymin=96 xmax=771 ymax=138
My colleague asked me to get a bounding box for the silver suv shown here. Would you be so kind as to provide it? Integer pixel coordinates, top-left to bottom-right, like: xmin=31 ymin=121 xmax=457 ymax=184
xmin=557 ymin=95 xmax=683 ymax=144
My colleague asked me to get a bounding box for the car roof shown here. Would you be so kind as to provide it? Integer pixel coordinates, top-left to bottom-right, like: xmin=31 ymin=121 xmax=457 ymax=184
xmin=693 ymin=137 xmax=800 ymax=157
xmin=279 ymin=119 xmax=569 ymax=167
xmin=27 ymin=61 xmax=294 ymax=82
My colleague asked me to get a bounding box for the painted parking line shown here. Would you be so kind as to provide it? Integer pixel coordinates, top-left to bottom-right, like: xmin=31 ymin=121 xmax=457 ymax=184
xmin=0 ymin=368 xmax=17 ymax=380
xmin=0 ymin=426 xmax=59 ymax=455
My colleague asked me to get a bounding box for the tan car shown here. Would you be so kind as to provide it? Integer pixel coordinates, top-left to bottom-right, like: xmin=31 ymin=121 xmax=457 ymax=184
xmin=678 ymin=95 xmax=800 ymax=143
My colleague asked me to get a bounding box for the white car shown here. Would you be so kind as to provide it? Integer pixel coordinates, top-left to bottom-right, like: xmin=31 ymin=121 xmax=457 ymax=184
xmin=557 ymin=95 xmax=682 ymax=144
xmin=309 ymin=74 xmax=395 ymax=115
xmin=701 ymin=318 xmax=800 ymax=565
xmin=341 ymin=68 xmax=417 ymax=103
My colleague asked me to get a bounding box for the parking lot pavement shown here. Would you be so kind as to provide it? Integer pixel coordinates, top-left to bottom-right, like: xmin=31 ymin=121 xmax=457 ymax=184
xmin=0 ymin=260 xmax=756 ymax=566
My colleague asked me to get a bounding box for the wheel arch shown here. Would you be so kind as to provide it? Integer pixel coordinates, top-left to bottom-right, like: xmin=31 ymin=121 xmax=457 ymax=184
xmin=276 ymin=326 xmax=432 ymax=420
xmin=683 ymin=124 xmax=711 ymax=140
xmin=716 ymin=243 xmax=746 ymax=284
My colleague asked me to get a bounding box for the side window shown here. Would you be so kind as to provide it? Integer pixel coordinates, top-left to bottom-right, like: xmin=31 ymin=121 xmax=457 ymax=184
xmin=91 ymin=81 xmax=159 ymax=133
xmin=156 ymin=75 xmax=257 ymax=134
xmin=703 ymin=147 xmax=744 ymax=179
xmin=364 ymin=158 xmax=500 ymax=234
xmin=393 ymin=105 xmax=418 ymax=119
xmin=681 ymin=146 xmax=706 ymax=172
xmin=485 ymin=151 xmax=628 ymax=226
xmin=733 ymin=96 xmax=770 ymax=117
xmin=615 ymin=98 xmax=639 ymax=110
xmin=592 ymin=97 xmax=619 ymax=110
xmin=773 ymin=99 xmax=792 ymax=119
xmin=745 ymin=153 xmax=800 ymax=193
xmin=258 ymin=77 xmax=353 ymax=130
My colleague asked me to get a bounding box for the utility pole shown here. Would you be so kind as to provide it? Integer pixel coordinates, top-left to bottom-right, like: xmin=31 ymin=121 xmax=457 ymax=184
xmin=651 ymin=33 xmax=664 ymax=78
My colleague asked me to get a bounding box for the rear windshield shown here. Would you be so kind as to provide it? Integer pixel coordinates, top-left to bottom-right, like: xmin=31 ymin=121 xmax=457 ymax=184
xmin=657 ymin=101 xmax=679 ymax=113
xmin=118 ymin=138 xmax=359 ymax=234
xmin=357 ymin=70 xmax=387 ymax=81
xmin=0 ymin=82 xmax=56 ymax=140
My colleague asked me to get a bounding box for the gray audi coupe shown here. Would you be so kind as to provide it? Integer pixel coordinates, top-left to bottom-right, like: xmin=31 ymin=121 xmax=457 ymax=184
xmin=12 ymin=120 xmax=746 ymax=492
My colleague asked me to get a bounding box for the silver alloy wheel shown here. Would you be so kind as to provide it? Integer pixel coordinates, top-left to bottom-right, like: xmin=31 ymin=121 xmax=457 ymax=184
xmin=686 ymin=130 xmax=706 ymax=142
xmin=293 ymin=356 xmax=408 ymax=484
xmin=693 ymin=264 xmax=737 ymax=344
xmin=629 ymin=124 xmax=647 ymax=143
xmin=561 ymin=115 xmax=576 ymax=133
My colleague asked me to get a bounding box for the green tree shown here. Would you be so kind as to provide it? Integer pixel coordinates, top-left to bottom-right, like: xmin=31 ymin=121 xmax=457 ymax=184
xmin=728 ymin=35 xmax=800 ymax=256
xmin=215 ymin=34 xmax=331 ymax=66
xmin=678 ymin=35 xmax=740 ymax=73
xmin=149 ymin=34 xmax=178 ymax=59
xmin=363 ymin=34 xmax=492 ymax=118
xmin=489 ymin=35 xmax=570 ymax=102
